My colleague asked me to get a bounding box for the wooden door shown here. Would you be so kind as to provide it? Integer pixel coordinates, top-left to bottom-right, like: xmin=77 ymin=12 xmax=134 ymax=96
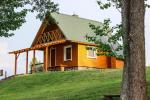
xmin=51 ymin=48 xmax=56 ymax=67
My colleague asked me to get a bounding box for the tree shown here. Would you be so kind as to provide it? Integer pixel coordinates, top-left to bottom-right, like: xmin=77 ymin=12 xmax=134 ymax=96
xmin=0 ymin=0 xmax=58 ymax=37
xmin=121 ymin=0 xmax=147 ymax=99
xmin=86 ymin=19 xmax=123 ymax=59
xmin=86 ymin=0 xmax=149 ymax=99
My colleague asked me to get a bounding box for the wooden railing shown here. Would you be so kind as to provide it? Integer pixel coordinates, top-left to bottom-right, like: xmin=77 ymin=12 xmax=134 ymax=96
xmin=30 ymin=63 xmax=44 ymax=73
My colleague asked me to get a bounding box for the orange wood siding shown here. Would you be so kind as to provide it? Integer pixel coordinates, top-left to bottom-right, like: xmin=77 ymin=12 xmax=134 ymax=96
xmin=110 ymin=57 xmax=124 ymax=69
xmin=46 ymin=42 xmax=124 ymax=69
xmin=116 ymin=59 xmax=124 ymax=68
xmin=77 ymin=44 xmax=124 ymax=69
xmin=111 ymin=57 xmax=116 ymax=68
xmin=48 ymin=42 xmax=78 ymax=67
xmin=77 ymin=44 xmax=108 ymax=68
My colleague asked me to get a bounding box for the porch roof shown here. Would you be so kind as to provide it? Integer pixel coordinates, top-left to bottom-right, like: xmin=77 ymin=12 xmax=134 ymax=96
xmin=9 ymin=39 xmax=95 ymax=54
xmin=9 ymin=40 xmax=67 ymax=54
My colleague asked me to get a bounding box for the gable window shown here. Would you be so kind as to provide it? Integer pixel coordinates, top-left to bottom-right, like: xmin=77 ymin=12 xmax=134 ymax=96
xmin=64 ymin=45 xmax=72 ymax=61
xmin=87 ymin=46 xmax=97 ymax=58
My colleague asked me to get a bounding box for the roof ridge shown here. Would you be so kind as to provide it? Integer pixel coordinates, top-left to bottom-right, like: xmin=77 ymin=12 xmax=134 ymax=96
xmin=53 ymin=12 xmax=101 ymax=24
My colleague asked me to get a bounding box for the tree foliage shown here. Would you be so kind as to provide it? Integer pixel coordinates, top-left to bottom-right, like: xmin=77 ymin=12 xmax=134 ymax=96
xmin=86 ymin=19 xmax=123 ymax=59
xmin=86 ymin=0 xmax=149 ymax=59
xmin=0 ymin=0 xmax=59 ymax=37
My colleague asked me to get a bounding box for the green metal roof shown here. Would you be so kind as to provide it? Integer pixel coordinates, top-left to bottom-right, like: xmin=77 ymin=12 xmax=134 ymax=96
xmin=50 ymin=13 xmax=123 ymax=56
xmin=51 ymin=13 xmax=102 ymax=43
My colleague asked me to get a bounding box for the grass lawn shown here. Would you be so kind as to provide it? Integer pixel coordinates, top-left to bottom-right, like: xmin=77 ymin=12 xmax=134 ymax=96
xmin=0 ymin=68 xmax=149 ymax=100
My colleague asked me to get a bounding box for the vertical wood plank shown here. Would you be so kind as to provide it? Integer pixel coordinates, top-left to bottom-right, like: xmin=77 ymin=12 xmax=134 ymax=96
xmin=43 ymin=50 xmax=46 ymax=71
xmin=45 ymin=46 xmax=49 ymax=72
xmin=26 ymin=51 xmax=28 ymax=74
xmin=33 ymin=50 xmax=36 ymax=73
xmin=14 ymin=53 xmax=17 ymax=75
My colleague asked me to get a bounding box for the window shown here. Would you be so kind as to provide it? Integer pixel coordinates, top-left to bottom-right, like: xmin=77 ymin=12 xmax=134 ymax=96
xmin=87 ymin=47 xmax=97 ymax=58
xmin=64 ymin=45 xmax=72 ymax=61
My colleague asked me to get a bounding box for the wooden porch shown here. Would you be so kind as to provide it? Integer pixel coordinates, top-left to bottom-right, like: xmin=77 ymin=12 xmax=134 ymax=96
xmin=9 ymin=39 xmax=67 ymax=75
xmin=9 ymin=39 xmax=92 ymax=75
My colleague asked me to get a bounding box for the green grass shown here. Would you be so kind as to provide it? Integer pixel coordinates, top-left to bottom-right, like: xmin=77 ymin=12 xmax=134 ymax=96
xmin=0 ymin=68 xmax=150 ymax=100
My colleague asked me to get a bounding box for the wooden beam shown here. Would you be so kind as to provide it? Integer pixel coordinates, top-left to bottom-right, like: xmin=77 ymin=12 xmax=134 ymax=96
xmin=9 ymin=39 xmax=67 ymax=54
xmin=26 ymin=51 xmax=28 ymax=74
xmin=45 ymin=46 xmax=49 ymax=72
xmin=9 ymin=39 xmax=96 ymax=55
xmin=43 ymin=50 xmax=46 ymax=71
xmin=33 ymin=50 xmax=36 ymax=73
xmin=14 ymin=53 xmax=18 ymax=75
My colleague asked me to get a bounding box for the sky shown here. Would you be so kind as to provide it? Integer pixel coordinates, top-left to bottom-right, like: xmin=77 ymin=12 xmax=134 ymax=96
xmin=0 ymin=0 xmax=150 ymax=79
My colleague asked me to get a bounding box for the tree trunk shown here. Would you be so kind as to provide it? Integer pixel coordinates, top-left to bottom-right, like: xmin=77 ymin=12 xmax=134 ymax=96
xmin=121 ymin=0 xmax=147 ymax=100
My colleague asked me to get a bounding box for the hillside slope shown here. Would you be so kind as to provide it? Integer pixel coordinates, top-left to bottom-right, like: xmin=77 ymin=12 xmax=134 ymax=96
xmin=0 ymin=68 xmax=150 ymax=100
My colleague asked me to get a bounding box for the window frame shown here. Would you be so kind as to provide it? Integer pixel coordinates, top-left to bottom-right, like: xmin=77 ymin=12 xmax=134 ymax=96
xmin=64 ymin=45 xmax=72 ymax=61
xmin=87 ymin=46 xmax=97 ymax=59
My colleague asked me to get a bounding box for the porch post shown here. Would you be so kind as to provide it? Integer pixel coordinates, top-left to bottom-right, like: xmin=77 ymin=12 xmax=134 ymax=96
xmin=45 ymin=46 xmax=49 ymax=72
xmin=26 ymin=51 xmax=28 ymax=74
xmin=14 ymin=53 xmax=18 ymax=75
xmin=33 ymin=50 xmax=36 ymax=73
xmin=43 ymin=50 xmax=46 ymax=71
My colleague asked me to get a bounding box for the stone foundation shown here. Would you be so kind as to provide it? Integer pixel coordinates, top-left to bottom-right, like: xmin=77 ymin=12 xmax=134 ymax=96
xmin=48 ymin=66 xmax=105 ymax=71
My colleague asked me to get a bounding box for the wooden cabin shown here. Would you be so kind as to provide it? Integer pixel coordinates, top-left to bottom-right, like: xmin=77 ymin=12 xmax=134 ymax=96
xmin=9 ymin=13 xmax=124 ymax=75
